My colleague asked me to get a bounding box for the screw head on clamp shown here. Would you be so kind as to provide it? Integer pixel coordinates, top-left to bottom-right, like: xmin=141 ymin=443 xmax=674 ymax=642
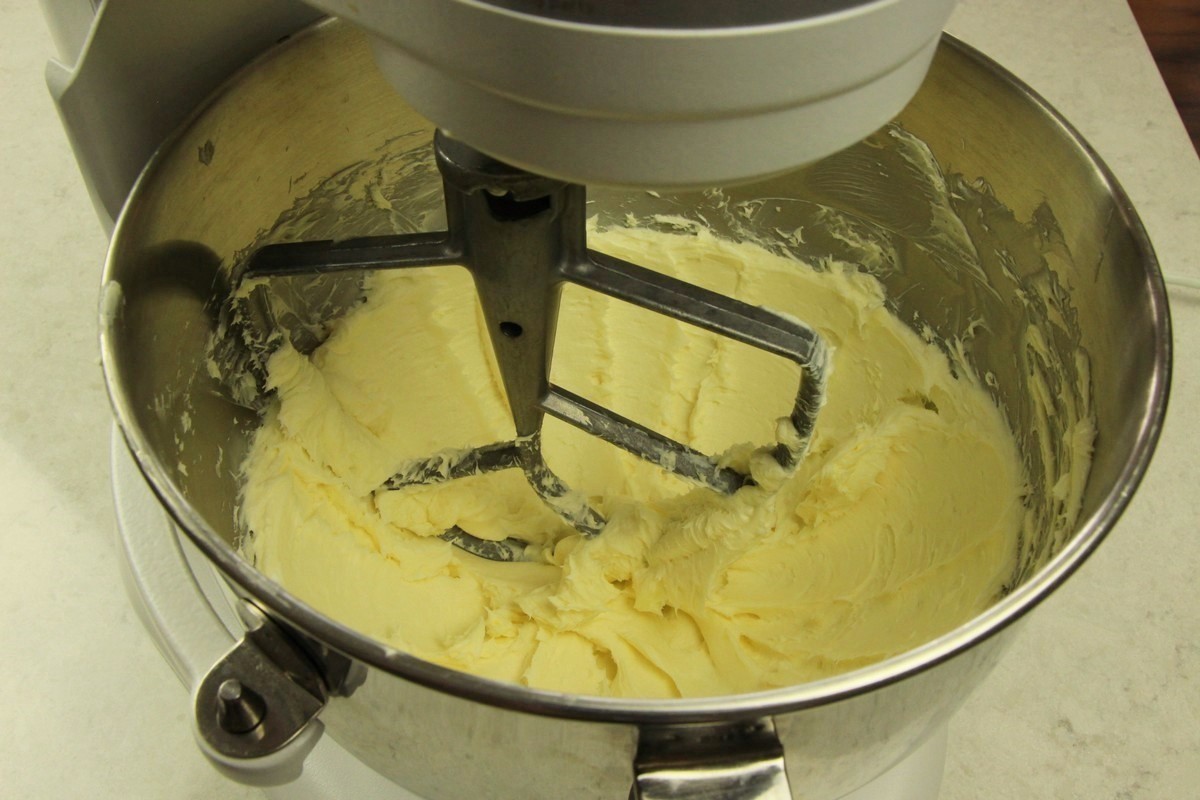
xmin=216 ymin=678 xmax=268 ymax=734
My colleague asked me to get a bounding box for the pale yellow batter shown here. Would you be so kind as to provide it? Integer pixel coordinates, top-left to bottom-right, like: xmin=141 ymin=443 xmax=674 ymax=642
xmin=240 ymin=225 xmax=1025 ymax=698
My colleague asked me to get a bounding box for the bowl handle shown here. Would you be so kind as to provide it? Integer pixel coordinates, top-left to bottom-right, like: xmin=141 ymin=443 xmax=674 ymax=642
xmin=633 ymin=720 xmax=791 ymax=800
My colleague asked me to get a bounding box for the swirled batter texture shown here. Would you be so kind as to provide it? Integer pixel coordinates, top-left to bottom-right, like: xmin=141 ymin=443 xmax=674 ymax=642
xmin=241 ymin=226 xmax=1023 ymax=698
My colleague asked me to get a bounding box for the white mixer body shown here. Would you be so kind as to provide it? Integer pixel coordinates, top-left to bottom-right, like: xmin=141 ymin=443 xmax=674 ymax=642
xmin=309 ymin=0 xmax=957 ymax=187
xmin=44 ymin=0 xmax=954 ymax=228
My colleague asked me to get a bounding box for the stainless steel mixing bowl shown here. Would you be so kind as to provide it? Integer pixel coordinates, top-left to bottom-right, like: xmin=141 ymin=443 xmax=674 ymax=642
xmin=100 ymin=20 xmax=1170 ymax=799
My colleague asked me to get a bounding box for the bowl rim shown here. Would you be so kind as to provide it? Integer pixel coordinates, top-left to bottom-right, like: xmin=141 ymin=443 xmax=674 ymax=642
xmin=99 ymin=23 xmax=1172 ymax=724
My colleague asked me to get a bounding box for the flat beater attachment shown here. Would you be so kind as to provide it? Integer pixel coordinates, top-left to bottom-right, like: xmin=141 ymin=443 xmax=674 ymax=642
xmin=242 ymin=132 xmax=828 ymax=561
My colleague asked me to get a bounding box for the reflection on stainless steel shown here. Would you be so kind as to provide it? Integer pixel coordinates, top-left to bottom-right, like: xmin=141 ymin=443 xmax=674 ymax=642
xmin=634 ymin=720 xmax=791 ymax=800
xmin=99 ymin=21 xmax=1168 ymax=800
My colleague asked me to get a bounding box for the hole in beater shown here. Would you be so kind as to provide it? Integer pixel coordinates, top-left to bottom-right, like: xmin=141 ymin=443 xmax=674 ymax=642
xmin=486 ymin=192 xmax=552 ymax=221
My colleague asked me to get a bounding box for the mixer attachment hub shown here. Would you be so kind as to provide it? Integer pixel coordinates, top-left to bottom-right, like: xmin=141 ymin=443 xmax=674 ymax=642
xmin=237 ymin=131 xmax=829 ymax=561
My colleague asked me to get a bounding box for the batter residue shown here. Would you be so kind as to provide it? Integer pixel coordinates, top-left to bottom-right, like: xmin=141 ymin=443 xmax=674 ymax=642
xmin=240 ymin=225 xmax=1024 ymax=698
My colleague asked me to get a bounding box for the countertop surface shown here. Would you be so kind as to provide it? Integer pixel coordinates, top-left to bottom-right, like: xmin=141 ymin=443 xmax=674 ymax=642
xmin=1 ymin=0 xmax=1196 ymax=797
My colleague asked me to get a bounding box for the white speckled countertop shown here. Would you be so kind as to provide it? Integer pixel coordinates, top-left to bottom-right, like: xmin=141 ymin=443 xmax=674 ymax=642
xmin=1 ymin=0 xmax=1196 ymax=796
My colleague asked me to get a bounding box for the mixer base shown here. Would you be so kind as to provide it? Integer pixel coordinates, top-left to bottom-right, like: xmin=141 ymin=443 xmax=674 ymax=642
xmin=112 ymin=433 xmax=946 ymax=800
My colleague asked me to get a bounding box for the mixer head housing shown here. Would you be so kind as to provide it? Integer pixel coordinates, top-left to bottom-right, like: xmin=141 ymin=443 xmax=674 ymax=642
xmin=307 ymin=0 xmax=958 ymax=187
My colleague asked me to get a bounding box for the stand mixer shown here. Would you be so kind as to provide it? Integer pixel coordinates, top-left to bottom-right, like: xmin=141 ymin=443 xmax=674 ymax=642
xmin=46 ymin=1 xmax=1170 ymax=799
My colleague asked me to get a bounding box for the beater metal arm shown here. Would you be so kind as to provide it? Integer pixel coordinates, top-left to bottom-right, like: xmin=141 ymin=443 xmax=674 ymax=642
xmin=242 ymin=131 xmax=828 ymax=560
